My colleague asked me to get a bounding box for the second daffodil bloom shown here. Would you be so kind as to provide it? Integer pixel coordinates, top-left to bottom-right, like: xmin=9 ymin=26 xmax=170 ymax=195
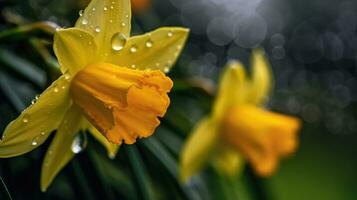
xmin=180 ymin=50 xmax=301 ymax=182
xmin=0 ymin=0 xmax=188 ymax=191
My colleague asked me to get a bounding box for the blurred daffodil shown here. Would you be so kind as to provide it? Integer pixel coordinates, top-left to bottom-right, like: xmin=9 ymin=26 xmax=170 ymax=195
xmin=180 ymin=50 xmax=301 ymax=182
xmin=0 ymin=0 xmax=188 ymax=191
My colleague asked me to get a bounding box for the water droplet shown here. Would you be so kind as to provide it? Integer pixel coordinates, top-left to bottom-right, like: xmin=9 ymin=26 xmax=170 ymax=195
xmin=31 ymin=136 xmax=39 ymax=146
xmin=92 ymin=7 xmax=96 ymax=11
xmin=125 ymin=14 xmax=129 ymax=18
xmin=54 ymin=86 xmax=59 ymax=93
xmin=131 ymin=64 xmax=136 ymax=69
xmin=64 ymin=72 xmax=71 ymax=80
xmin=130 ymin=45 xmax=137 ymax=53
xmin=109 ymin=19 xmax=113 ymax=23
xmin=121 ymin=22 xmax=126 ymax=27
xmin=167 ymin=30 xmax=173 ymax=37
xmin=155 ymin=63 xmax=160 ymax=67
xmin=103 ymin=6 xmax=108 ymax=11
xmin=79 ymin=10 xmax=83 ymax=16
xmin=111 ymin=1 xmax=115 ymax=4
xmin=164 ymin=67 xmax=170 ymax=73
xmin=176 ymin=45 xmax=182 ymax=50
xmin=31 ymin=99 xmax=36 ymax=105
xmin=95 ymin=26 xmax=101 ymax=33
xmin=35 ymin=95 xmax=40 ymax=100
xmin=111 ymin=33 xmax=127 ymax=51
xmin=81 ymin=18 xmax=88 ymax=25
xmin=145 ymin=40 xmax=153 ymax=48
xmin=22 ymin=114 xmax=30 ymax=123
xmin=71 ymin=133 xmax=87 ymax=154
xmin=110 ymin=5 xmax=114 ymax=9
xmin=40 ymin=131 xmax=46 ymax=136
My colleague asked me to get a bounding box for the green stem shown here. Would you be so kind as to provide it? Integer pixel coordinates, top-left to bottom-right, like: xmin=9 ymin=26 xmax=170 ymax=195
xmin=246 ymin=167 xmax=269 ymax=200
xmin=0 ymin=176 xmax=12 ymax=200
xmin=71 ymin=160 xmax=95 ymax=200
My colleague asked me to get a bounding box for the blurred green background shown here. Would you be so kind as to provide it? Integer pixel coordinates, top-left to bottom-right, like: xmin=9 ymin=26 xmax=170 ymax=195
xmin=1 ymin=0 xmax=357 ymax=199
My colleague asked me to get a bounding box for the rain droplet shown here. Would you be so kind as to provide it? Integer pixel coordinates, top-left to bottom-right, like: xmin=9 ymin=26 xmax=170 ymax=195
xmin=40 ymin=131 xmax=46 ymax=136
xmin=164 ymin=67 xmax=170 ymax=73
xmin=79 ymin=10 xmax=84 ymax=16
xmin=64 ymin=72 xmax=71 ymax=80
xmin=167 ymin=30 xmax=173 ymax=37
xmin=81 ymin=18 xmax=88 ymax=25
xmin=71 ymin=134 xmax=87 ymax=154
xmin=130 ymin=45 xmax=137 ymax=53
xmin=31 ymin=136 xmax=39 ymax=146
xmin=109 ymin=19 xmax=113 ymax=23
xmin=145 ymin=40 xmax=153 ymax=48
xmin=95 ymin=26 xmax=101 ymax=33
xmin=125 ymin=14 xmax=129 ymax=18
xmin=110 ymin=5 xmax=114 ymax=9
xmin=121 ymin=22 xmax=126 ymax=27
xmin=176 ymin=45 xmax=182 ymax=50
xmin=155 ymin=63 xmax=160 ymax=67
xmin=22 ymin=114 xmax=30 ymax=123
xmin=111 ymin=32 xmax=127 ymax=51
xmin=54 ymin=86 xmax=59 ymax=93
xmin=103 ymin=6 xmax=108 ymax=11
xmin=31 ymin=99 xmax=36 ymax=105
xmin=92 ymin=7 xmax=96 ymax=11
xmin=131 ymin=64 xmax=136 ymax=69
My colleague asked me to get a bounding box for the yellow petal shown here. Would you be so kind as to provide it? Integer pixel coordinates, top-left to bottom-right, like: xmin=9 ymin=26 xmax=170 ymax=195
xmin=70 ymin=63 xmax=173 ymax=144
xmin=212 ymin=61 xmax=247 ymax=122
xmin=75 ymin=0 xmax=131 ymax=53
xmin=179 ymin=117 xmax=218 ymax=182
xmin=222 ymin=105 xmax=300 ymax=177
xmin=88 ymin=124 xmax=120 ymax=159
xmin=106 ymin=27 xmax=189 ymax=73
xmin=54 ymin=28 xmax=97 ymax=74
xmin=249 ymin=49 xmax=273 ymax=105
xmin=213 ymin=146 xmax=244 ymax=177
xmin=41 ymin=106 xmax=84 ymax=192
xmin=0 ymin=76 xmax=72 ymax=158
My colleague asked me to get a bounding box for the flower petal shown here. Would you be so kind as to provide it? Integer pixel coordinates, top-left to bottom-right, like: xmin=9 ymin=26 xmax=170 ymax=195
xmin=179 ymin=117 xmax=218 ymax=182
xmin=75 ymin=0 xmax=131 ymax=53
xmin=212 ymin=61 xmax=247 ymax=122
xmin=106 ymin=27 xmax=189 ymax=73
xmin=40 ymin=106 xmax=84 ymax=192
xmin=212 ymin=146 xmax=244 ymax=177
xmin=249 ymin=49 xmax=273 ymax=105
xmin=88 ymin=124 xmax=120 ymax=159
xmin=54 ymin=28 xmax=97 ymax=74
xmin=0 ymin=76 xmax=72 ymax=158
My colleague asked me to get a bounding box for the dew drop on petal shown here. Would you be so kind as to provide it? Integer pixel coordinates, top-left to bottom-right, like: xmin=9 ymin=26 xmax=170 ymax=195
xmin=145 ymin=40 xmax=153 ymax=48
xmin=79 ymin=10 xmax=83 ymax=16
xmin=71 ymin=133 xmax=87 ymax=154
xmin=81 ymin=18 xmax=88 ymax=25
xmin=109 ymin=19 xmax=113 ymax=23
xmin=110 ymin=5 xmax=114 ymax=9
xmin=53 ymin=86 xmax=59 ymax=93
xmin=121 ymin=22 xmax=126 ymax=27
xmin=31 ymin=136 xmax=39 ymax=146
xmin=103 ymin=6 xmax=108 ymax=11
xmin=130 ymin=45 xmax=137 ymax=53
xmin=92 ymin=7 xmax=96 ymax=11
xmin=95 ymin=26 xmax=101 ymax=33
xmin=111 ymin=32 xmax=127 ymax=51
xmin=40 ymin=131 xmax=46 ymax=136
xmin=167 ymin=30 xmax=173 ymax=37
xmin=22 ymin=114 xmax=30 ymax=123
xmin=164 ymin=67 xmax=170 ymax=73
xmin=64 ymin=72 xmax=71 ymax=80
xmin=131 ymin=64 xmax=136 ymax=69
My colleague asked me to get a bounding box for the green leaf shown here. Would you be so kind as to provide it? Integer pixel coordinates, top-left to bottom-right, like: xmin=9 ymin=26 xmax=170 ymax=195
xmin=126 ymin=145 xmax=154 ymax=200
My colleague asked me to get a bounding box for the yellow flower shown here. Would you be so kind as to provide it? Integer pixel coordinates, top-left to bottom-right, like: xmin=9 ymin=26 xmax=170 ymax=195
xmin=0 ymin=0 xmax=189 ymax=191
xmin=179 ymin=50 xmax=301 ymax=182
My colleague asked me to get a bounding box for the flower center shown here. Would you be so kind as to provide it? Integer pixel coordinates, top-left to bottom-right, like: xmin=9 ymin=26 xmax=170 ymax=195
xmin=70 ymin=63 xmax=173 ymax=144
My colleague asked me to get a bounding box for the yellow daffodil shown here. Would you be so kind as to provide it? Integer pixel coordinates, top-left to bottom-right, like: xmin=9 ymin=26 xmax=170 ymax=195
xmin=0 ymin=0 xmax=188 ymax=191
xmin=180 ymin=50 xmax=301 ymax=182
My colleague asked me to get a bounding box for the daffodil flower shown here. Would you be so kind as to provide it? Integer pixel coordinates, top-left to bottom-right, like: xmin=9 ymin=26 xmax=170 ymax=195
xmin=0 ymin=0 xmax=188 ymax=191
xmin=180 ymin=50 xmax=301 ymax=181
